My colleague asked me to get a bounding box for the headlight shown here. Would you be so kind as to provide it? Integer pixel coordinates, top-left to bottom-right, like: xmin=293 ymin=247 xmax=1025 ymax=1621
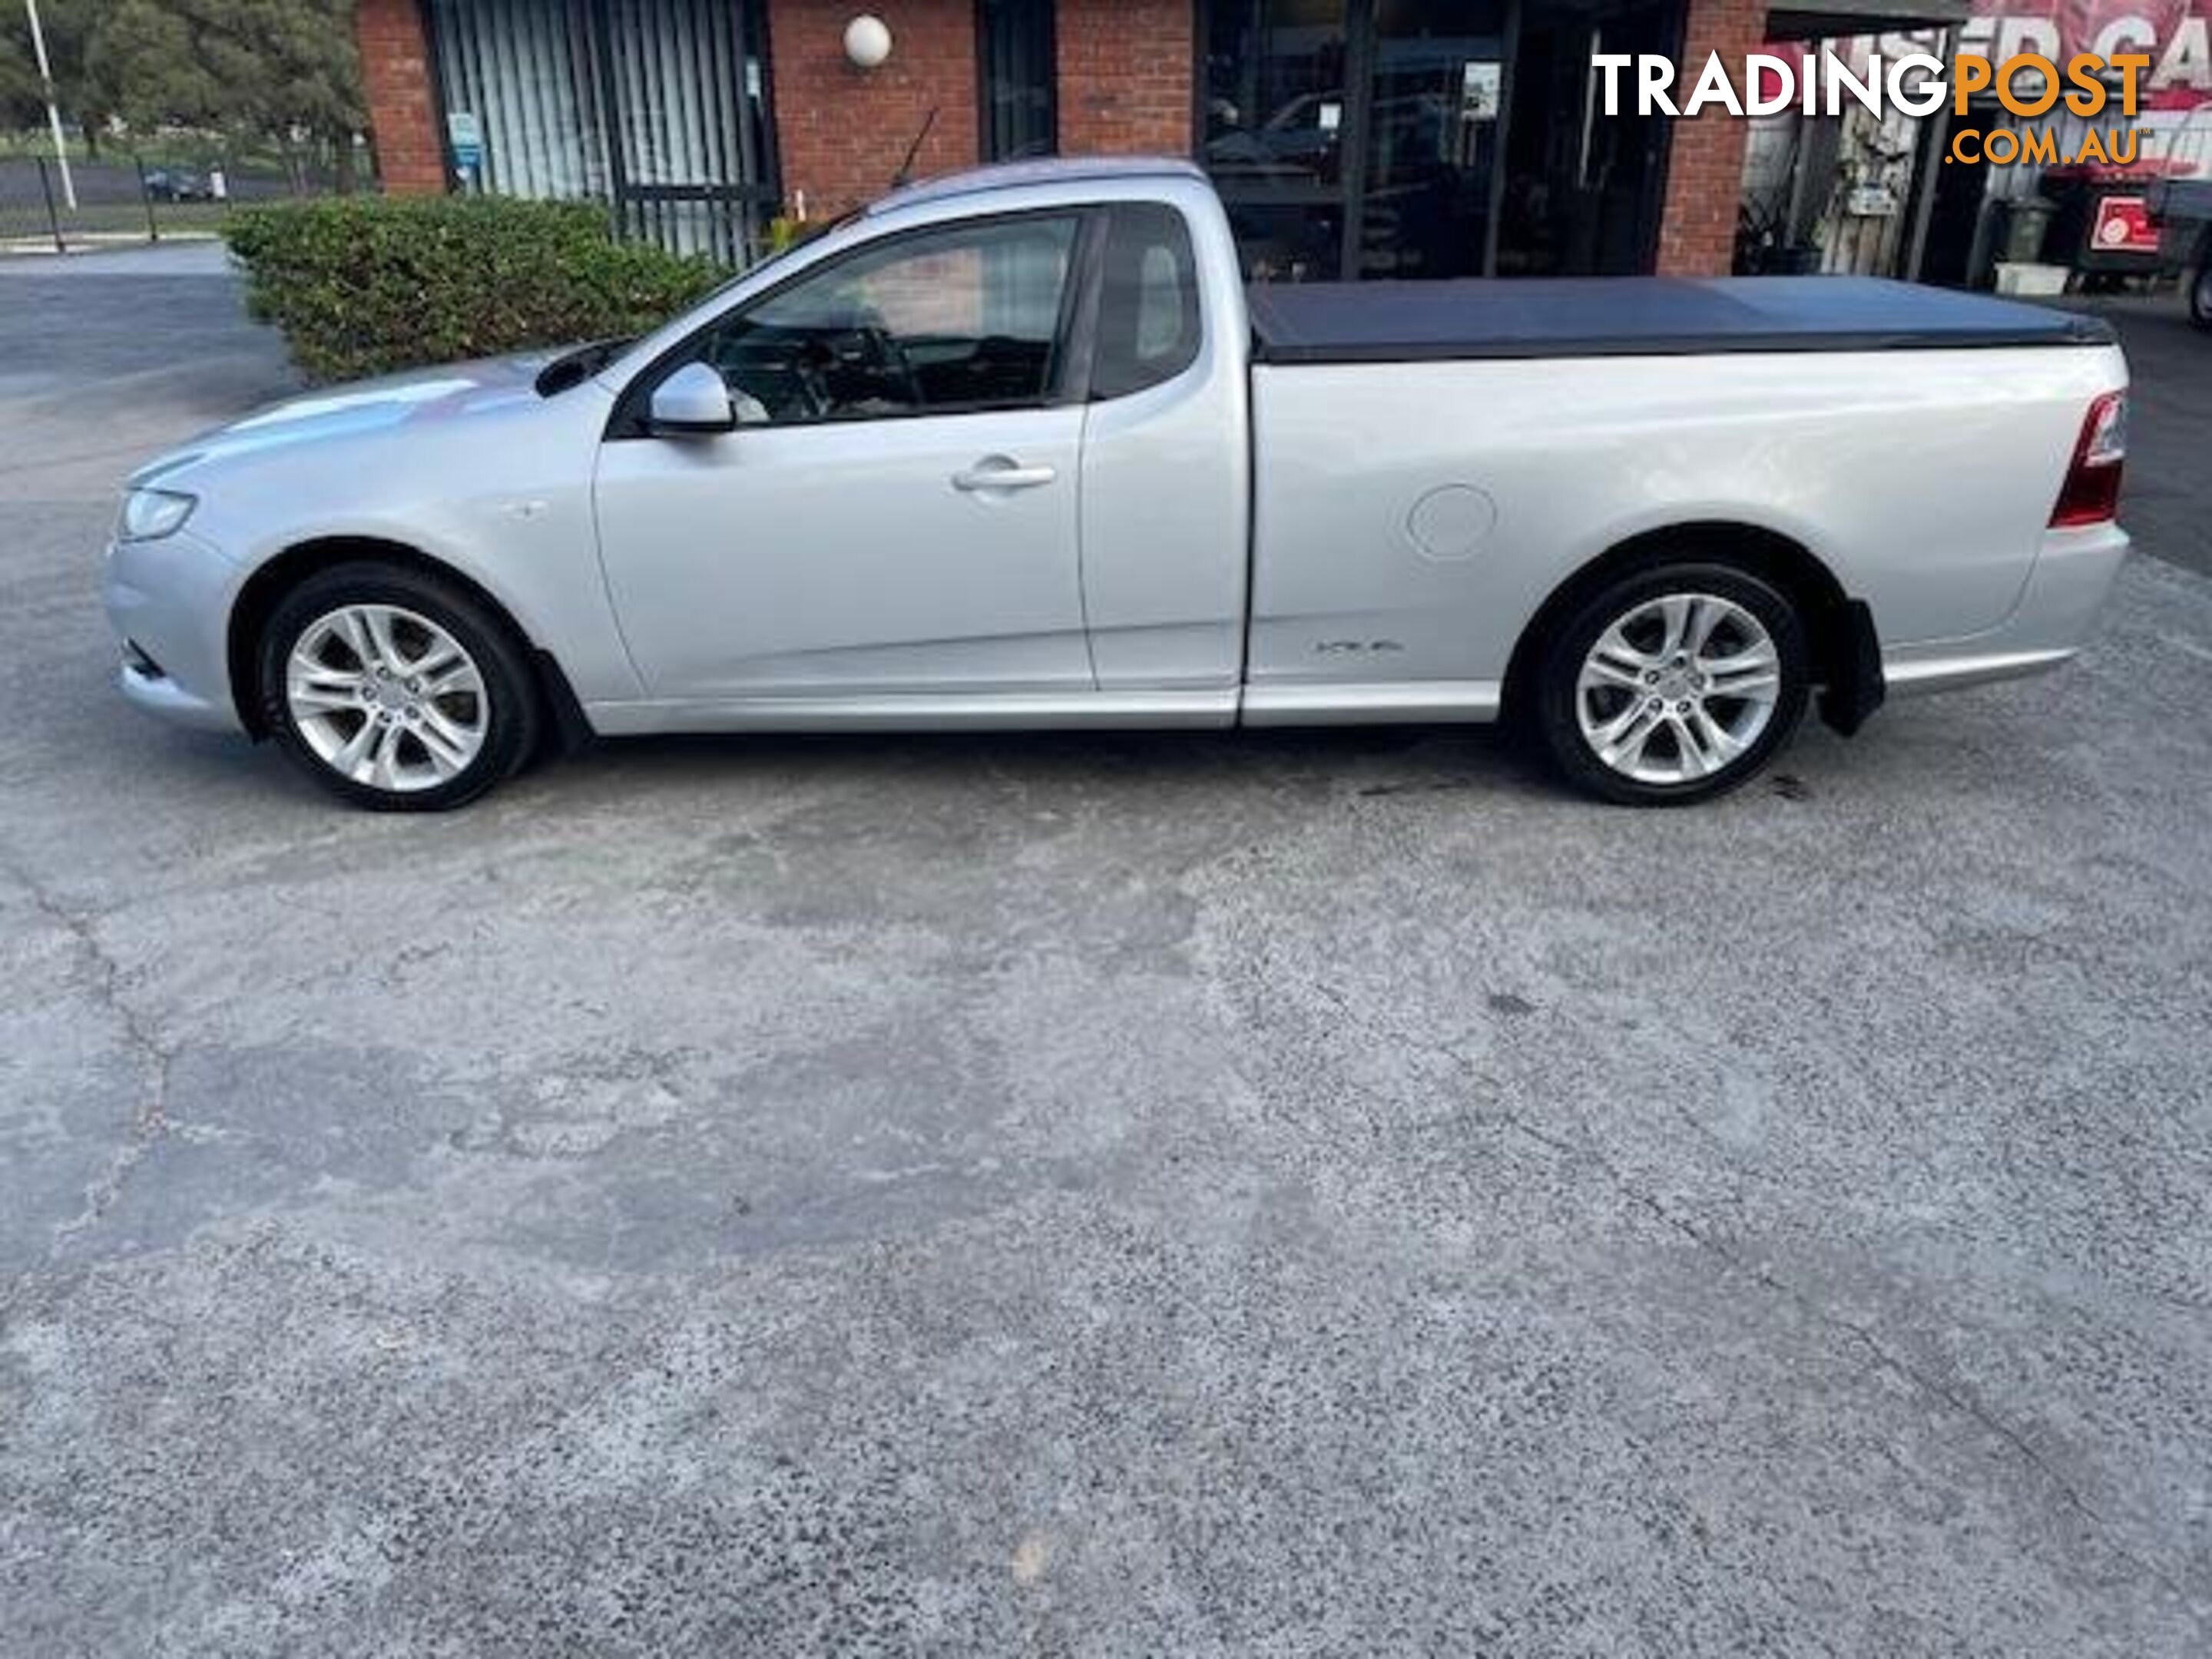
xmin=118 ymin=488 xmax=197 ymax=542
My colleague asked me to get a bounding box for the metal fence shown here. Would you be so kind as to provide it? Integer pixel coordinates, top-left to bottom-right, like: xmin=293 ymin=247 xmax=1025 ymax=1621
xmin=0 ymin=153 xmax=321 ymax=255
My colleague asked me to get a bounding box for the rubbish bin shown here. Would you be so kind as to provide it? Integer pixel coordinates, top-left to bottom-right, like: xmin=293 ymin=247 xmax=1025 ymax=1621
xmin=2002 ymin=198 xmax=2055 ymax=263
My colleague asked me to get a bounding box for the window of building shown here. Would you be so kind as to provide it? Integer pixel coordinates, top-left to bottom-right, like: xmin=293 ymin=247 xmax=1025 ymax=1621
xmin=1203 ymin=0 xmax=1353 ymax=280
xmin=426 ymin=0 xmax=777 ymax=263
xmin=689 ymin=214 xmax=1083 ymax=423
xmin=978 ymin=0 xmax=1058 ymax=163
xmin=1200 ymin=0 xmax=1677 ymax=281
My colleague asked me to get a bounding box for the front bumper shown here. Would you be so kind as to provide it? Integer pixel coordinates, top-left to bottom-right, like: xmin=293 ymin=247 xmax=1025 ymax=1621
xmin=1883 ymin=520 xmax=2131 ymax=696
xmin=103 ymin=528 xmax=247 ymax=734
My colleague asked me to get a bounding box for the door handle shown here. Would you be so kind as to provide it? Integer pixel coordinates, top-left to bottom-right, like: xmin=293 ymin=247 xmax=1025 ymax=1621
xmin=952 ymin=459 xmax=1057 ymax=493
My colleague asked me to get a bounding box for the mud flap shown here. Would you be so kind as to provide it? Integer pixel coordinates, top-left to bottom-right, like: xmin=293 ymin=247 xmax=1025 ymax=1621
xmin=1818 ymin=599 xmax=1886 ymax=737
xmin=534 ymin=649 xmax=599 ymax=757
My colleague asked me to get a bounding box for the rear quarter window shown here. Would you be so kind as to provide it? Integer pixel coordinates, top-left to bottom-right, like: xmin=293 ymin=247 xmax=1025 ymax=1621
xmin=1091 ymin=204 xmax=1202 ymax=400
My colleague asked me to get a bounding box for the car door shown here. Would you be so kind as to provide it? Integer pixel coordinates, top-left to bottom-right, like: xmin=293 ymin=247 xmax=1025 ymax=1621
xmin=593 ymin=210 xmax=1094 ymax=701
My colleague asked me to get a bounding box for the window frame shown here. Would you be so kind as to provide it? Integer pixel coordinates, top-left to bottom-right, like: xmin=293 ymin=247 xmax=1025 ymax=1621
xmin=609 ymin=206 xmax=1109 ymax=439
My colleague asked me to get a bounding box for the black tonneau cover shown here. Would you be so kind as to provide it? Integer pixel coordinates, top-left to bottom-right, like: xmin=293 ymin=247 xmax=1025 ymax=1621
xmin=1246 ymin=276 xmax=2114 ymax=364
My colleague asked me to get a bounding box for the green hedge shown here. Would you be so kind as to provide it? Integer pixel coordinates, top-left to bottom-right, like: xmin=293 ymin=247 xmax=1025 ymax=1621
xmin=224 ymin=196 xmax=727 ymax=384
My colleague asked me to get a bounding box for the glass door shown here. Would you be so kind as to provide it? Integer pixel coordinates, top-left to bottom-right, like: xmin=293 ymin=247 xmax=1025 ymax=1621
xmin=429 ymin=0 xmax=777 ymax=264
xmin=1201 ymin=0 xmax=1677 ymax=280
xmin=597 ymin=0 xmax=777 ymax=263
xmin=1204 ymin=0 xmax=1355 ymax=280
xmin=1495 ymin=0 xmax=1674 ymax=274
xmin=1203 ymin=0 xmax=1506 ymax=281
xmin=1356 ymin=0 xmax=1507 ymax=277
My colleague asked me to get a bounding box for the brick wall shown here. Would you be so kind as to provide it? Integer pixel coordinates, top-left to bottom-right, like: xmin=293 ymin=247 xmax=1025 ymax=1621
xmin=1056 ymin=0 xmax=1192 ymax=156
xmin=766 ymin=1 xmax=979 ymax=220
xmin=1654 ymin=0 xmax=1762 ymax=275
xmin=356 ymin=0 xmax=447 ymax=196
xmin=358 ymin=0 xmax=1736 ymax=276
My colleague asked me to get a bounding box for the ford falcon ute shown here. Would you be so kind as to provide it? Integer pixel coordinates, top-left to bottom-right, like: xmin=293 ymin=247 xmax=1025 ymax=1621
xmin=104 ymin=157 xmax=2130 ymax=810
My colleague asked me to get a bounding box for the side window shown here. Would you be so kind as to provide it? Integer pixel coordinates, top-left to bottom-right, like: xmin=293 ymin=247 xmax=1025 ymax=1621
xmin=1090 ymin=203 xmax=1202 ymax=401
xmin=691 ymin=214 xmax=1081 ymax=424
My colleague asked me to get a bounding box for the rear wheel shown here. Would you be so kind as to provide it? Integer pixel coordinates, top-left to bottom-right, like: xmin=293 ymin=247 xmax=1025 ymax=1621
xmin=257 ymin=562 xmax=540 ymax=810
xmin=2190 ymin=259 xmax=2212 ymax=329
xmin=1529 ymin=562 xmax=1810 ymax=806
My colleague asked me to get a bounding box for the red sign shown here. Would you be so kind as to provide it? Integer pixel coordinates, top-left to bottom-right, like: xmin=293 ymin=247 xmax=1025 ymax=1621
xmin=2091 ymin=194 xmax=2161 ymax=250
xmin=1969 ymin=2 xmax=2212 ymax=111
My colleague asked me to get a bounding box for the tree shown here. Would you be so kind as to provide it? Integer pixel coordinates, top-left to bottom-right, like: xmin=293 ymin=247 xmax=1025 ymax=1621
xmin=0 ymin=0 xmax=118 ymax=157
xmin=81 ymin=0 xmax=365 ymax=188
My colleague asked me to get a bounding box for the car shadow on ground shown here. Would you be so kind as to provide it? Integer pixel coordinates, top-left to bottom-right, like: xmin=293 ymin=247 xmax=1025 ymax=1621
xmin=101 ymin=697 xmax=1883 ymax=825
xmin=528 ymin=718 xmax=1856 ymax=818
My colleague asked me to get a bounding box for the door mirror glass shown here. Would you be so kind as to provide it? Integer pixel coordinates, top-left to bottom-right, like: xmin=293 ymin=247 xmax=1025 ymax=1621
xmin=648 ymin=362 xmax=740 ymax=435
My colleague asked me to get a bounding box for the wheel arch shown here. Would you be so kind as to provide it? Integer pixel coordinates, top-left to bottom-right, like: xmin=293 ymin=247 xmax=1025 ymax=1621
xmin=227 ymin=535 xmax=591 ymax=750
xmin=1502 ymin=521 xmax=1876 ymax=730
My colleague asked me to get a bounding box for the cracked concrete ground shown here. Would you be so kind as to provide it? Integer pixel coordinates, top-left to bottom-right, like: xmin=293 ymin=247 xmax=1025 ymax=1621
xmin=2 ymin=248 xmax=2210 ymax=1655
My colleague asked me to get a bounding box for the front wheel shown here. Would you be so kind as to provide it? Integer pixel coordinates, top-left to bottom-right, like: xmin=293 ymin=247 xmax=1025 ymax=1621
xmin=1528 ymin=563 xmax=1810 ymax=806
xmin=2190 ymin=260 xmax=2212 ymax=329
xmin=257 ymin=561 xmax=541 ymax=810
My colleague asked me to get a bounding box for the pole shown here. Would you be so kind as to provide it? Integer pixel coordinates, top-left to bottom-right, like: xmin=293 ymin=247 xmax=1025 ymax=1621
xmin=25 ymin=0 xmax=78 ymax=210
xmin=1900 ymin=29 xmax=1952 ymax=284
xmin=35 ymin=154 xmax=65 ymax=253
xmin=137 ymin=155 xmax=159 ymax=242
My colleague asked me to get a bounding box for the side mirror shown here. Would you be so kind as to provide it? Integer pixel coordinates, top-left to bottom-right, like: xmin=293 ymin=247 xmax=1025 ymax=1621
xmin=647 ymin=362 xmax=740 ymax=435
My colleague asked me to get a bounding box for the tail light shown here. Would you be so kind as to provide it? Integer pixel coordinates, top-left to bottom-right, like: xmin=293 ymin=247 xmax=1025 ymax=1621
xmin=2049 ymin=390 xmax=2126 ymax=528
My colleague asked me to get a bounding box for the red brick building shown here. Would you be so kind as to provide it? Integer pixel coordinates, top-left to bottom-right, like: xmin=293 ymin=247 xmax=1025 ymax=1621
xmin=354 ymin=0 xmax=1844 ymax=279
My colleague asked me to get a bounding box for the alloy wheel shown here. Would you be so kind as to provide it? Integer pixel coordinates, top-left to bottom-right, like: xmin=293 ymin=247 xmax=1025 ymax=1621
xmin=285 ymin=604 xmax=489 ymax=792
xmin=1574 ymin=592 xmax=1782 ymax=786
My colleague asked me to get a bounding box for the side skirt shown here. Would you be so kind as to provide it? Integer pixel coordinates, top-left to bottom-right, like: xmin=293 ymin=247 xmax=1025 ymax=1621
xmin=586 ymin=680 xmax=1512 ymax=736
xmin=1240 ymin=680 xmax=1502 ymax=726
xmin=585 ymin=688 xmax=1239 ymax=735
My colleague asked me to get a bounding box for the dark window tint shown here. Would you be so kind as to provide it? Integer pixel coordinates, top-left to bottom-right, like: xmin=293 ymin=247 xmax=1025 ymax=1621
xmin=693 ymin=214 xmax=1081 ymax=423
xmin=1090 ymin=204 xmax=1202 ymax=401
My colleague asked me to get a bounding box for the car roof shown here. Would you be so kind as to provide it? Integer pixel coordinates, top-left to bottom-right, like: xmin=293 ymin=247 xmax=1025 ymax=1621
xmin=866 ymin=156 xmax=1206 ymax=215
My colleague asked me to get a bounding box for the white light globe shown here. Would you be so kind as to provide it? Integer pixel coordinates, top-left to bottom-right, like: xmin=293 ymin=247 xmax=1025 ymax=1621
xmin=843 ymin=15 xmax=892 ymax=69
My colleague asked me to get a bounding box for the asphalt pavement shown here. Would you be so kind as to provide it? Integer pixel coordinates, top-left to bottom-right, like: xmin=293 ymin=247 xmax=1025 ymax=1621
xmin=2089 ymin=293 xmax=2212 ymax=581
xmin=2 ymin=251 xmax=2210 ymax=1654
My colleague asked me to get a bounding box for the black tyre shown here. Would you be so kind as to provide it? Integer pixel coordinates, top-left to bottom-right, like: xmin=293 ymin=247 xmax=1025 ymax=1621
xmin=257 ymin=561 xmax=541 ymax=811
xmin=1528 ymin=561 xmax=1810 ymax=806
xmin=2190 ymin=260 xmax=2212 ymax=330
